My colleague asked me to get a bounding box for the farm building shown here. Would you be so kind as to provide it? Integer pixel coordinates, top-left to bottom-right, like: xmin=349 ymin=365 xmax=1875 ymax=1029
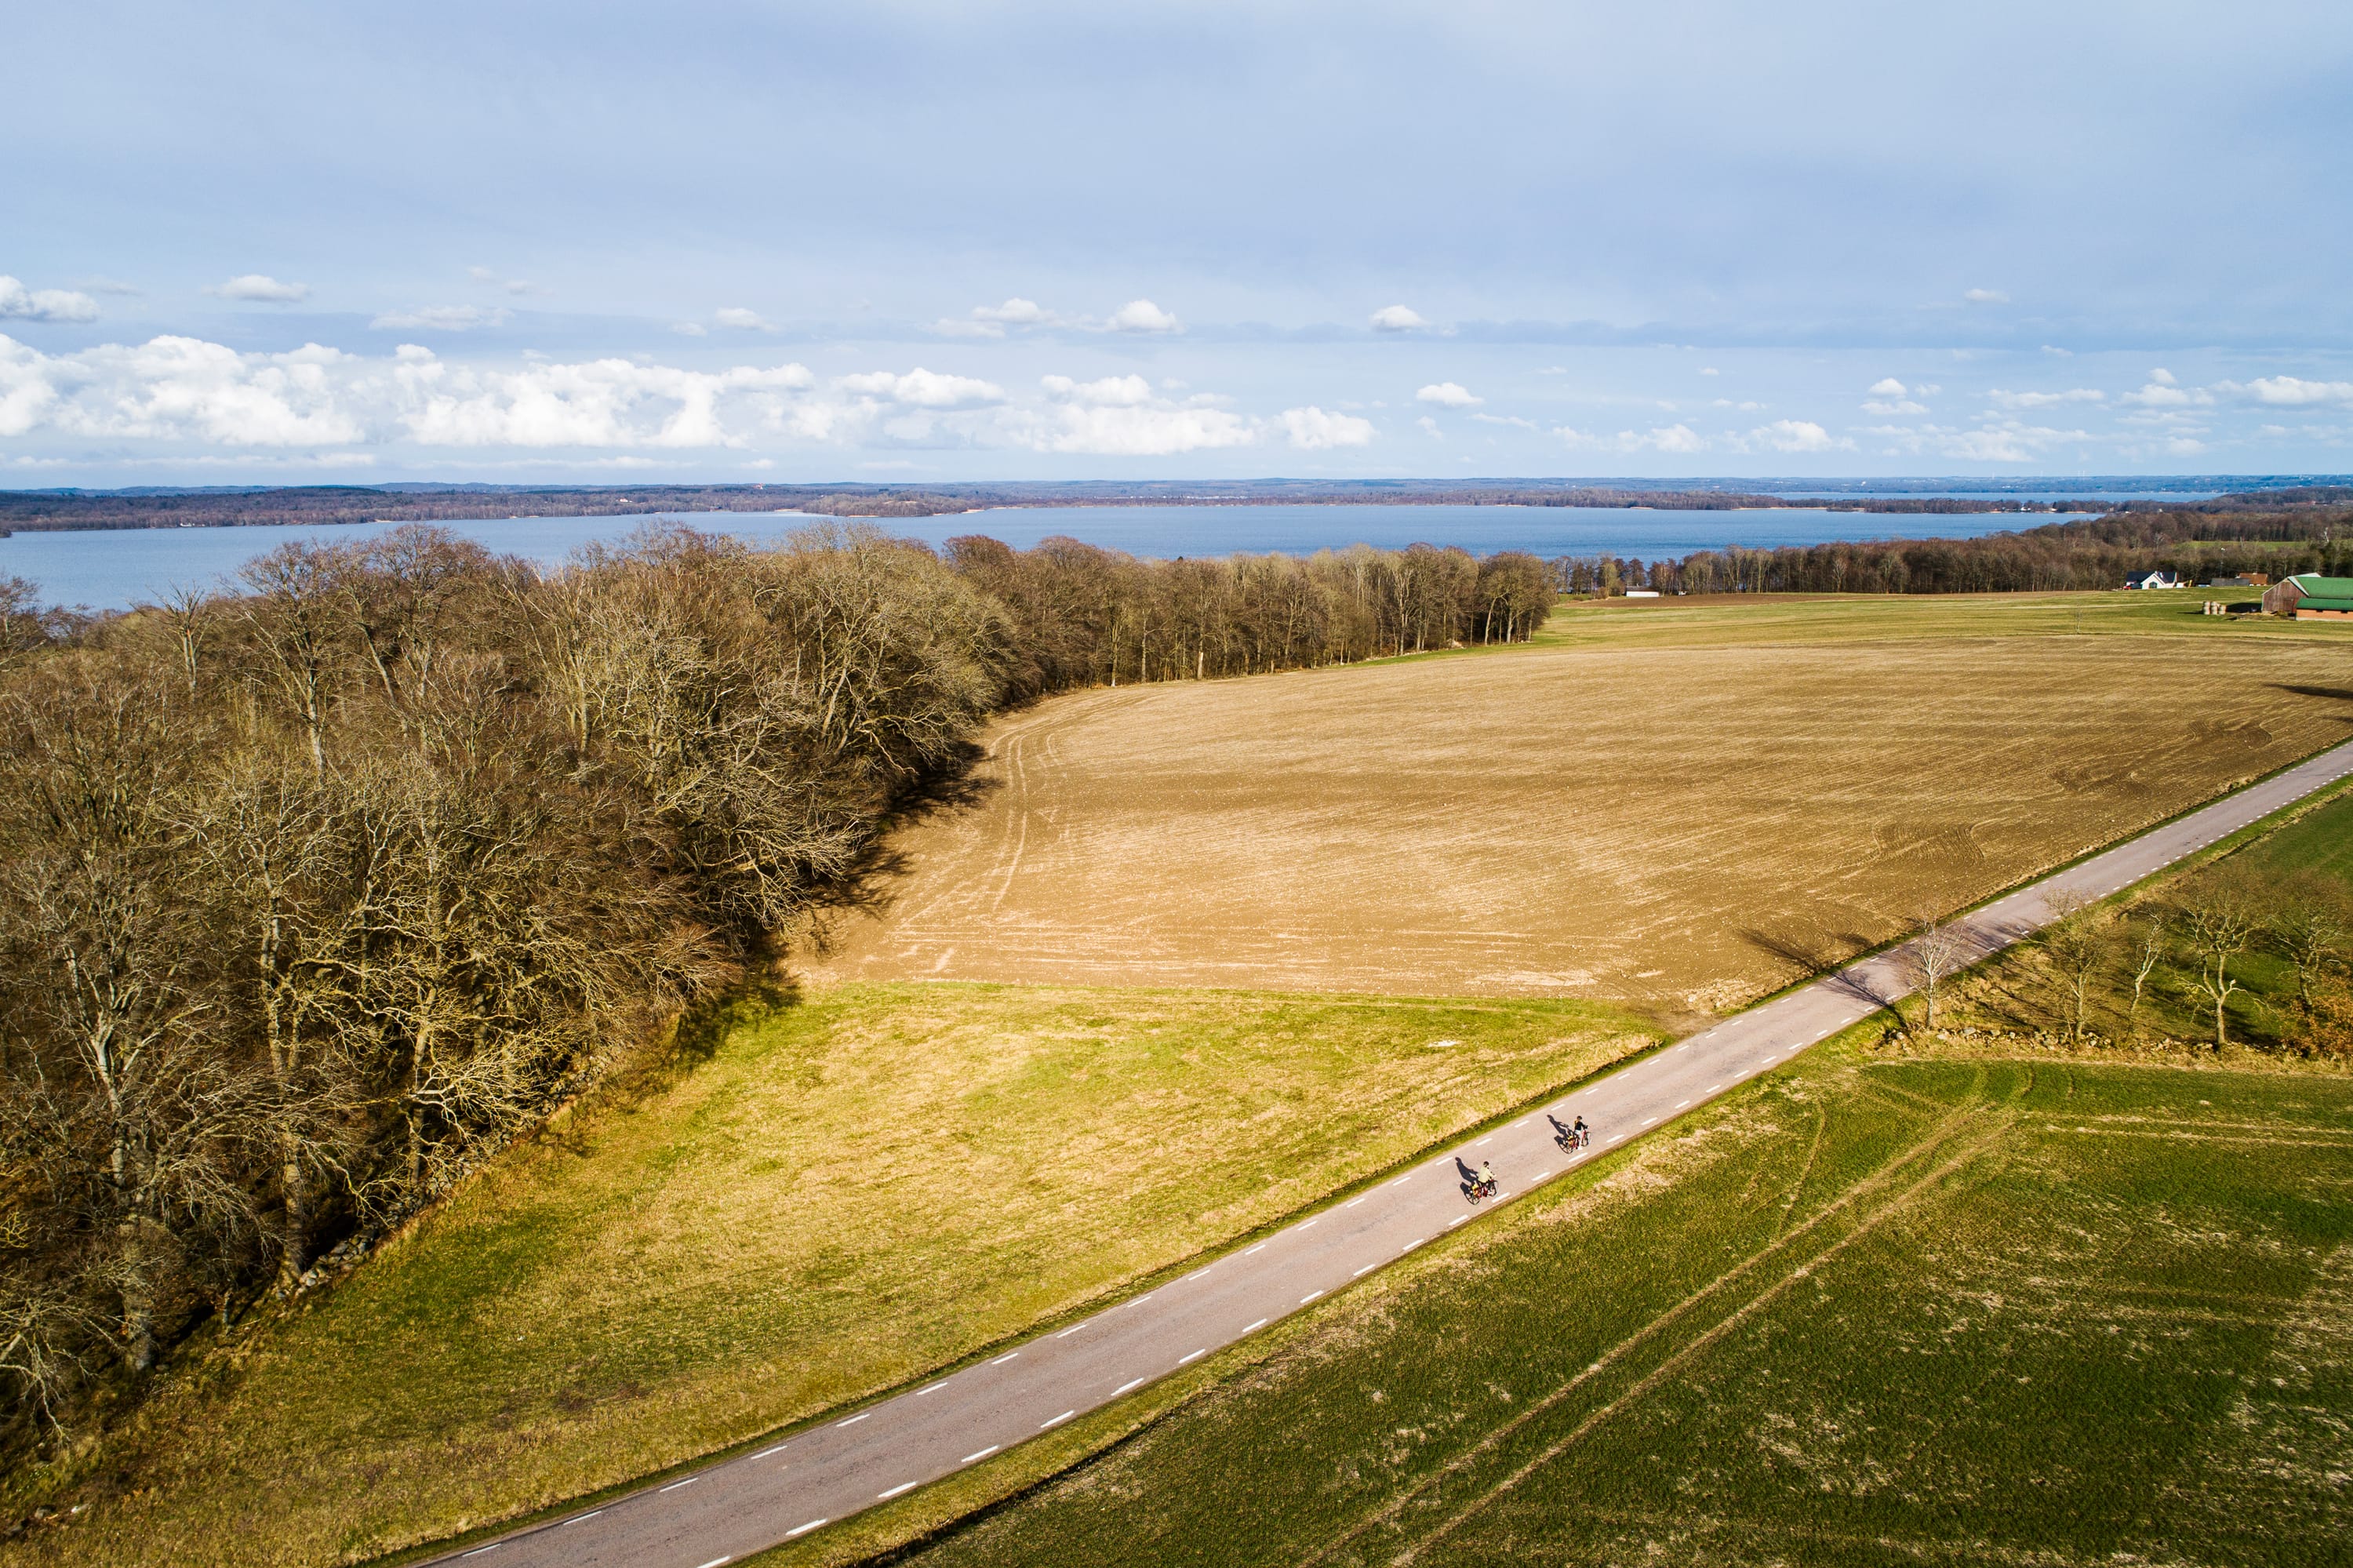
xmin=2122 ymin=569 xmax=2181 ymax=590
xmin=2261 ymin=573 xmax=2353 ymax=619
xmin=2203 ymin=573 xmax=2270 ymax=589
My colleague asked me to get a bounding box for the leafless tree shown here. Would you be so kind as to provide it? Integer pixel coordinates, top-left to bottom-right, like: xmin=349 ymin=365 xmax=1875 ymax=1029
xmin=2181 ymin=876 xmax=2260 ymax=1049
xmin=2271 ymin=871 xmax=2348 ymax=1009
xmin=2041 ymin=890 xmax=2115 ymax=1043
xmin=2126 ymin=919 xmax=2166 ymax=1039
xmin=240 ymin=544 xmax=349 ymax=780
xmin=1901 ymin=911 xmax=1970 ymax=1030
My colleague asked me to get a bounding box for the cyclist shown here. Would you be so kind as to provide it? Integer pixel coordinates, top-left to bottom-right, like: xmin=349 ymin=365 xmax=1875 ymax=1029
xmin=1572 ymin=1116 xmax=1589 ymax=1149
xmin=1478 ymin=1160 xmax=1497 ymax=1195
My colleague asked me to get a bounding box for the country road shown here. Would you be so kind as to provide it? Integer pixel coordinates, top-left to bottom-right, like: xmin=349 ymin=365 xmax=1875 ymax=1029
xmin=422 ymin=737 xmax=2353 ymax=1568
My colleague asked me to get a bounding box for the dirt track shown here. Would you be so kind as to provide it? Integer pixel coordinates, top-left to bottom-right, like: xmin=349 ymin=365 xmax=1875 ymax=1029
xmin=810 ymin=636 xmax=2353 ymax=1010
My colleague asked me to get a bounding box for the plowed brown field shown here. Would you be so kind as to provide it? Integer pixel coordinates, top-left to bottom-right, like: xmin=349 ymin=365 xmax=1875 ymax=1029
xmin=812 ymin=609 xmax=2353 ymax=1012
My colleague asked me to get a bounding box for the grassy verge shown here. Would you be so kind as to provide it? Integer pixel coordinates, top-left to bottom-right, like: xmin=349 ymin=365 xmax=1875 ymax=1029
xmin=871 ymin=1046 xmax=2353 ymax=1568
xmin=1910 ymin=781 xmax=2353 ymax=1058
xmin=0 ymin=984 xmax=1657 ymax=1567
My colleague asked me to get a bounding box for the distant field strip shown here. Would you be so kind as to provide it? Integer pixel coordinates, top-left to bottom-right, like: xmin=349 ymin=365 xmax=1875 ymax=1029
xmin=816 ymin=630 xmax=2353 ymax=1006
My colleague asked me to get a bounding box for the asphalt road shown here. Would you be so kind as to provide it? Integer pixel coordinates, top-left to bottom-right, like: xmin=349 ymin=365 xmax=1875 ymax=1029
xmin=424 ymin=737 xmax=2353 ymax=1568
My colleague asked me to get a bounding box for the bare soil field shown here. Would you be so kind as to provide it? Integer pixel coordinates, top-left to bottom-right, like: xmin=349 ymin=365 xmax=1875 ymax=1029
xmin=813 ymin=598 xmax=2353 ymax=1012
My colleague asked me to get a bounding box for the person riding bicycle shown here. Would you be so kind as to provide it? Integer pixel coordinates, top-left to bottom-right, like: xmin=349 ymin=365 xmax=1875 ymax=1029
xmin=1478 ymin=1160 xmax=1497 ymax=1193
xmin=1571 ymin=1116 xmax=1588 ymax=1148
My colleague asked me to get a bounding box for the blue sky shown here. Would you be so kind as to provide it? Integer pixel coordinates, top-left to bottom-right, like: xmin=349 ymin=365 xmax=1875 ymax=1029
xmin=5 ymin=0 xmax=2352 ymax=484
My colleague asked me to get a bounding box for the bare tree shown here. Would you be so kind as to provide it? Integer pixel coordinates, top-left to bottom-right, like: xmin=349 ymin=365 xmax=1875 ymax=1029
xmin=2271 ymin=871 xmax=2348 ymax=1009
xmin=240 ymin=544 xmax=349 ymax=780
xmin=2181 ymin=877 xmax=2259 ymax=1049
xmin=1901 ymin=911 xmax=1970 ymax=1030
xmin=153 ymin=584 xmax=220 ymax=702
xmin=2041 ymin=890 xmax=2114 ymax=1043
xmin=2126 ymin=919 xmax=2166 ymax=1039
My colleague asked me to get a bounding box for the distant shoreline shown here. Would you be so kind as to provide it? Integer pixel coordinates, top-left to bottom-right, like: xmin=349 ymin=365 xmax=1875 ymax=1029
xmin=4 ymin=477 xmax=2344 ymax=536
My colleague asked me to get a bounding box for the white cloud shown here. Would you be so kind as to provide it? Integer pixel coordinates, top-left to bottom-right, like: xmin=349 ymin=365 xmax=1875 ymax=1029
xmin=0 ymin=333 xmax=1369 ymax=463
xmin=1862 ymin=378 xmax=1928 ymax=414
xmin=1416 ymin=381 xmax=1482 ymax=408
xmin=1862 ymin=417 xmax=2089 ymax=463
xmin=397 ymin=350 xmax=813 ymax=448
xmin=936 ymin=297 xmax=1060 ymax=338
xmin=1369 ymin=304 xmax=1428 ymax=333
xmin=1418 ymin=415 xmax=1443 ymax=438
xmin=370 ymin=304 xmax=511 ymax=331
xmin=1104 ymin=298 xmax=1182 ymax=334
xmin=1698 ymin=366 xmax=1720 ymax=377
xmin=1040 ymin=373 xmax=1154 ymax=406
xmin=1963 ymin=288 xmax=2010 ymax=304
xmin=1279 ymin=405 xmax=1375 ymax=449
xmin=467 ymin=266 xmax=542 ymax=296
xmin=977 ymin=297 xmax=1052 ymax=326
xmin=0 ymin=332 xmax=362 ymax=444
xmin=1751 ymin=418 xmax=1840 ymax=453
xmin=1013 ymin=371 xmax=1250 ymax=453
xmin=1556 ymin=422 xmax=1705 ymax=453
xmin=210 ymin=274 xmax=310 ymax=304
xmin=2042 ymin=344 xmax=2073 ymax=357
xmin=836 ymin=367 xmax=1007 ymax=408
xmin=1988 ymin=387 xmax=2104 ymax=409
xmin=2122 ymin=372 xmax=2209 ymax=408
xmin=714 ymin=307 xmax=776 ymax=331
xmin=673 ymin=322 xmax=709 ymax=337
xmin=0 ymin=277 xmax=100 ymax=323
xmin=2235 ymin=376 xmax=2353 ymax=406
xmin=1471 ymin=412 xmax=1538 ymax=430
xmin=2167 ymin=435 xmax=2210 ymax=455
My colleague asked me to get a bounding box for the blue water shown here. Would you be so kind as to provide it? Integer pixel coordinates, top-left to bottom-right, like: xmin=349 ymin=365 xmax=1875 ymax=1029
xmin=5 ymin=503 xmax=2069 ymax=611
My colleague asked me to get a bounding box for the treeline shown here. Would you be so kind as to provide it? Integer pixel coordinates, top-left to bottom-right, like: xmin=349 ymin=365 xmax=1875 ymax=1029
xmin=948 ymin=537 xmax=1555 ymax=689
xmin=0 ymin=526 xmax=1547 ymax=1441
xmin=1566 ymin=509 xmax=2353 ymax=597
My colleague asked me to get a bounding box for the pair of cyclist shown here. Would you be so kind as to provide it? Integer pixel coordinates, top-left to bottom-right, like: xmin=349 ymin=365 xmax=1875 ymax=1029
xmin=1475 ymin=1115 xmax=1589 ymax=1194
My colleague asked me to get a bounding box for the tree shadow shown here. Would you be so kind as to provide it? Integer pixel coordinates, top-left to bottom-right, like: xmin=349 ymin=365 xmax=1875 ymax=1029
xmin=2271 ymin=683 xmax=2353 ymax=706
xmin=802 ymin=739 xmax=1003 ymax=938
xmin=1739 ymin=923 xmax=1902 ymax=1017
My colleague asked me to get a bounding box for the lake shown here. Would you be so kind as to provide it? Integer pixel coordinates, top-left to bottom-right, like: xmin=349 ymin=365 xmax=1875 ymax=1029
xmin=5 ymin=503 xmax=2077 ymax=611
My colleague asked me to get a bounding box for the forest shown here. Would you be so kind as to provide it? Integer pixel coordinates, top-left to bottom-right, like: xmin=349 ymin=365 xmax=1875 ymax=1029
xmin=0 ymin=526 xmax=1551 ymax=1447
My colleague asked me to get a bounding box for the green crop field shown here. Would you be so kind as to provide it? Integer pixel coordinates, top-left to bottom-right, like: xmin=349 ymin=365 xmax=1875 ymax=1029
xmin=873 ymin=1049 xmax=2353 ymax=1568
xmin=1530 ymin=584 xmax=2353 ymax=649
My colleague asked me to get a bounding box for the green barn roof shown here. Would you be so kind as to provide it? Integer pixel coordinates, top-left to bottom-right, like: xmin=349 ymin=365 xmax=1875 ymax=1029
xmin=2286 ymin=573 xmax=2353 ymax=596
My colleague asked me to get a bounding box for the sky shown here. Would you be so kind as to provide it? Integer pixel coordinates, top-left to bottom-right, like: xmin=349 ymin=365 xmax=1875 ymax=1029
xmin=5 ymin=0 xmax=2353 ymax=486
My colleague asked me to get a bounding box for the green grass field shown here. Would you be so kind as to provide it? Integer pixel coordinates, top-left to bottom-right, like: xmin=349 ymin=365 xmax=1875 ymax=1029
xmin=2 ymin=986 xmax=1653 ymax=1567
xmin=1532 ymin=585 xmax=2353 ymax=650
xmin=875 ymin=1049 xmax=2353 ymax=1568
